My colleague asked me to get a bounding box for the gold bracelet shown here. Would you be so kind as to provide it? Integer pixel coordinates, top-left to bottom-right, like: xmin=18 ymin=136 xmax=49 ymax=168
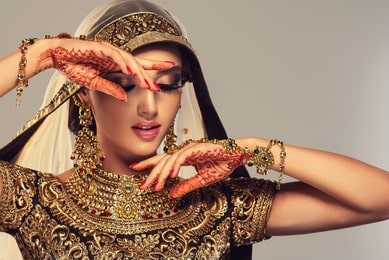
xmin=16 ymin=38 xmax=37 ymax=106
xmin=245 ymin=139 xmax=286 ymax=190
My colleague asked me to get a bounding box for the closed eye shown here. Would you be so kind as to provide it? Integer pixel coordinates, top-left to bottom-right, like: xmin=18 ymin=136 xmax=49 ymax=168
xmin=158 ymin=83 xmax=182 ymax=93
xmin=101 ymin=71 xmax=136 ymax=92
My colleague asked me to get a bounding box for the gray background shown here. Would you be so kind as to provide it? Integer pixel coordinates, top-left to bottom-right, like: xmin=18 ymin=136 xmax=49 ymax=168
xmin=0 ymin=1 xmax=388 ymax=259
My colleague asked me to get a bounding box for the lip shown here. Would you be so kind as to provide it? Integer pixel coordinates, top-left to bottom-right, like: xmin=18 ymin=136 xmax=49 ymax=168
xmin=131 ymin=121 xmax=161 ymax=140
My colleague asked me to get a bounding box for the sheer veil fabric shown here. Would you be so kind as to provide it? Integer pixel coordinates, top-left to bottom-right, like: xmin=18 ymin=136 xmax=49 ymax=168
xmin=0 ymin=0 xmax=251 ymax=259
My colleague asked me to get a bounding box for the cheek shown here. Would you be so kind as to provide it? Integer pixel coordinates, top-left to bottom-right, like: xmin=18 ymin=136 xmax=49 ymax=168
xmin=91 ymin=95 xmax=129 ymax=129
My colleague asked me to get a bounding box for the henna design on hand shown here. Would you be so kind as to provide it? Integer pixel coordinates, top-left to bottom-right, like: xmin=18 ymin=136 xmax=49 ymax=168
xmin=36 ymin=47 xmax=125 ymax=99
xmin=170 ymin=147 xmax=244 ymax=198
xmin=50 ymin=46 xmax=117 ymax=72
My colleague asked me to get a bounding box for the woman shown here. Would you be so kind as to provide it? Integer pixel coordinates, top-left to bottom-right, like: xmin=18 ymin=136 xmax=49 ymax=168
xmin=0 ymin=0 xmax=388 ymax=259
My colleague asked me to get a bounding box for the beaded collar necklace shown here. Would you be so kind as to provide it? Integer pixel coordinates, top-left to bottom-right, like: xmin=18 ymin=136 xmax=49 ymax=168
xmin=65 ymin=168 xmax=182 ymax=220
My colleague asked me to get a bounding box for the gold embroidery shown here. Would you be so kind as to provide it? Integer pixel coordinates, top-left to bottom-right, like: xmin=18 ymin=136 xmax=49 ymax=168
xmin=94 ymin=13 xmax=181 ymax=50
xmin=0 ymin=161 xmax=35 ymax=230
xmin=229 ymin=178 xmax=276 ymax=245
xmin=196 ymin=218 xmax=231 ymax=260
xmin=0 ymin=161 xmax=275 ymax=259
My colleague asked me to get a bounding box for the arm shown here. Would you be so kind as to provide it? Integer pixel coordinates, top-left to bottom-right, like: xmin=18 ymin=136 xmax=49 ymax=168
xmin=243 ymin=138 xmax=389 ymax=235
xmin=136 ymin=137 xmax=389 ymax=235
xmin=0 ymin=35 xmax=174 ymax=198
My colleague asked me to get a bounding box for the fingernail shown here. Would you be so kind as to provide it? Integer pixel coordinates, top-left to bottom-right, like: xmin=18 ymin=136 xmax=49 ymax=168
xmin=139 ymin=180 xmax=146 ymax=189
xmin=165 ymin=61 xmax=175 ymax=65
xmin=153 ymin=183 xmax=159 ymax=192
xmin=126 ymin=66 xmax=132 ymax=75
xmin=169 ymin=168 xmax=174 ymax=177
xmin=154 ymin=82 xmax=161 ymax=91
xmin=129 ymin=162 xmax=138 ymax=169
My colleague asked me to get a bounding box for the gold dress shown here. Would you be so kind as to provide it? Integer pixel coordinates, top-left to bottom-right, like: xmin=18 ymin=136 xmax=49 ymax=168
xmin=0 ymin=160 xmax=276 ymax=260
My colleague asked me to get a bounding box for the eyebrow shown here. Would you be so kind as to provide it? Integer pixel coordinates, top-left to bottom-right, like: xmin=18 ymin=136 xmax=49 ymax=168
xmin=156 ymin=65 xmax=182 ymax=75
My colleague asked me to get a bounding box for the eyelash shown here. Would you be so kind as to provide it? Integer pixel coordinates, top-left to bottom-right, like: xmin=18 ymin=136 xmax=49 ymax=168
xmin=158 ymin=83 xmax=182 ymax=93
xmin=122 ymin=83 xmax=182 ymax=93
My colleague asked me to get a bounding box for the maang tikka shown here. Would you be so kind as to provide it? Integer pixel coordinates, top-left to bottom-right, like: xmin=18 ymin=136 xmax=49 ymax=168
xmin=71 ymin=96 xmax=105 ymax=173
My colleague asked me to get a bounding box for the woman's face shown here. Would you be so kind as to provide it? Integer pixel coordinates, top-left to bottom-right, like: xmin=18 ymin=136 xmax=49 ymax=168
xmin=86 ymin=44 xmax=183 ymax=166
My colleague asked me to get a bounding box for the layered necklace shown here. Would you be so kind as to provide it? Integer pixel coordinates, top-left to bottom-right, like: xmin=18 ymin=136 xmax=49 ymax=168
xmin=65 ymin=167 xmax=182 ymax=221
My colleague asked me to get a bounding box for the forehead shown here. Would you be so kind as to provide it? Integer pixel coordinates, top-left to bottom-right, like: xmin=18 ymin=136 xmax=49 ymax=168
xmin=132 ymin=43 xmax=182 ymax=64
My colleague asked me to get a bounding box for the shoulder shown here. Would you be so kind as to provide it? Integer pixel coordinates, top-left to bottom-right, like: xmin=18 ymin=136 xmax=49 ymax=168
xmin=0 ymin=160 xmax=59 ymax=231
xmin=220 ymin=177 xmax=277 ymax=246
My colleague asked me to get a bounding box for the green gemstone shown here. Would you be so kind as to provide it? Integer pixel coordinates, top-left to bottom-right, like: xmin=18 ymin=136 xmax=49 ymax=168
xmin=125 ymin=186 xmax=132 ymax=192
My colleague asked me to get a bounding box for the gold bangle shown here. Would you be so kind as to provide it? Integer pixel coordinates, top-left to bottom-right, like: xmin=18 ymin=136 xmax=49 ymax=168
xmin=16 ymin=37 xmax=37 ymax=107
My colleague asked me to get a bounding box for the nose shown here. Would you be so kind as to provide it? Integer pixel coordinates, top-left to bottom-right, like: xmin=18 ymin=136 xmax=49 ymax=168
xmin=136 ymin=88 xmax=158 ymax=120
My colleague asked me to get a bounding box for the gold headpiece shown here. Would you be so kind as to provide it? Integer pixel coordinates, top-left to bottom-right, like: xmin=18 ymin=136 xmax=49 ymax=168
xmin=94 ymin=12 xmax=193 ymax=55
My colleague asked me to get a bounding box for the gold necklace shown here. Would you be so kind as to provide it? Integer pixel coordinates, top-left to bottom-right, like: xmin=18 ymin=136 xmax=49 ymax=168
xmin=65 ymin=168 xmax=182 ymax=220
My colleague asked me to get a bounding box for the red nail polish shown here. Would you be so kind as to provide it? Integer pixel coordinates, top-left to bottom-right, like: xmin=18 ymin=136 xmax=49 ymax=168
xmin=139 ymin=180 xmax=146 ymax=189
xmin=154 ymin=82 xmax=161 ymax=91
xmin=153 ymin=183 xmax=159 ymax=192
xmin=129 ymin=162 xmax=138 ymax=169
xmin=164 ymin=61 xmax=175 ymax=65
xmin=126 ymin=66 xmax=132 ymax=75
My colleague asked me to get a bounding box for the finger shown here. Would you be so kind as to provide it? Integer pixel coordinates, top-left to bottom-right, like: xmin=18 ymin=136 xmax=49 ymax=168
xmin=113 ymin=48 xmax=157 ymax=91
xmin=154 ymin=152 xmax=182 ymax=191
xmin=136 ymin=57 xmax=175 ymax=71
xmin=89 ymin=76 xmax=127 ymax=101
xmin=169 ymin=176 xmax=202 ymax=199
xmin=60 ymin=63 xmax=126 ymax=101
xmin=135 ymin=154 xmax=168 ymax=190
xmin=131 ymin=154 xmax=166 ymax=171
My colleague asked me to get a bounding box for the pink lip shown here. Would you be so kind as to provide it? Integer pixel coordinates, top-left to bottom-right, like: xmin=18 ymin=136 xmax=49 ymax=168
xmin=131 ymin=121 xmax=161 ymax=140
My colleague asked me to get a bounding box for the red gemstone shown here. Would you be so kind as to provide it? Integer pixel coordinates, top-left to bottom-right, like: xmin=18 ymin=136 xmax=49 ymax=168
xmin=102 ymin=211 xmax=112 ymax=217
xmin=157 ymin=213 xmax=163 ymax=218
xmin=91 ymin=209 xmax=97 ymax=215
xmin=70 ymin=155 xmax=76 ymax=160
xmin=143 ymin=214 xmax=150 ymax=220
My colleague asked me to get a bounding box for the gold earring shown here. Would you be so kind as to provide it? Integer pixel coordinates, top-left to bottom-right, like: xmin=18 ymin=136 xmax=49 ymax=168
xmin=71 ymin=96 xmax=105 ymax=173
xmin=163 ymin=121 xmax=178 ymax=154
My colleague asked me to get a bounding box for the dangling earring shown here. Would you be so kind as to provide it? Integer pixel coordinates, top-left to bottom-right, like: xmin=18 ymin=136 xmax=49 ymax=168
xmin=163 ymin=121 xmax=178 ymax=154
xmin=71 ymin=96 xmax=105 ymax=173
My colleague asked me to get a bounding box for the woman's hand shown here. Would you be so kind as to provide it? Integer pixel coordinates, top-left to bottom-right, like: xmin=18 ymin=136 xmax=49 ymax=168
xmin=36 ymin=37 xmax=173 ymax=100
xmin=133 ymin=140 xmax=247 ymax=198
